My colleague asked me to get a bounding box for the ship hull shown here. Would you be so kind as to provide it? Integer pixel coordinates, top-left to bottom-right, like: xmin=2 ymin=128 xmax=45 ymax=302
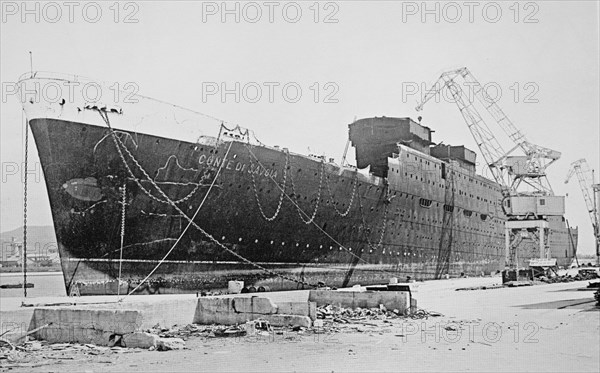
xmin=29 ymin=117 xmax=514 ymax=295
xmin=20 ymin=72 xmax=576 ymax=295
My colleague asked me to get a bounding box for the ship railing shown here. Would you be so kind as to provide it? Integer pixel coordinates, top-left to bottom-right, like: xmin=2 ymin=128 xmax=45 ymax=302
xmin=17 ymin=71 xmax=192 ymax=116
xmin=18 ymin=71 xmax=102 ymax=85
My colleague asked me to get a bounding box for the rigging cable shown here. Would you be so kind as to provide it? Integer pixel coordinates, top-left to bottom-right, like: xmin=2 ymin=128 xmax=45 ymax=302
xmin=22 ymin=109 xmax=28 ymax=298
xmin=117 ymin=183 xmax=126 ymax=296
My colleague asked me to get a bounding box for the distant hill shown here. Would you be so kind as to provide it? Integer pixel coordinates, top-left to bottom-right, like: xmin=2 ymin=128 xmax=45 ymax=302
xmin=1 ymin=225 xmax=56 ymax=251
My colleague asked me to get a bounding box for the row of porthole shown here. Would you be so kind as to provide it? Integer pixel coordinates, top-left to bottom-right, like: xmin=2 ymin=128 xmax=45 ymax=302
xmin=222 ymin=236 xmax=353 ymax=251
xmin=221 ymin=235 xmax=489 ymax=259
xmin=219 ymin=232 xmax=504 ymax=258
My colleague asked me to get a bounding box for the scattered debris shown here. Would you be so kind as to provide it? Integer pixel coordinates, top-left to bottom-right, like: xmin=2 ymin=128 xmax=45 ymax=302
xmin=0 ymin=337 xmax=16 ymax=351
xmin=456 ymin=285 xmax=503 ymax=291
xmin=504 ymin=281 xmax=533 ymax=287
xmin=0 ymin=339 xmax=120 ymax=369
xmin=316 ymin=304 xmax=441 ymax=323
xmin=0 ymin=305 xmax=445 ymax=369
xmin=587 ymin=281 xmax=600 ymax=289
xmin=157 ymin=338 xmax=185 ymax=351
xmin=540 ymin=270 xmax=599 ymax=284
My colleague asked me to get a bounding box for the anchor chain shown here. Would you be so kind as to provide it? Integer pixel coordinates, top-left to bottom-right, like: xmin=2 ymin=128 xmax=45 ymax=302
xmin=357 ymin=190 xmax=389 ymax=251
xmin=325 ymin=174 xmax=358 ymax=217
xmin=250 ymin=151 xmax=290 ymax=222
xmin=289 ymin=160 xmax=325 ymax=224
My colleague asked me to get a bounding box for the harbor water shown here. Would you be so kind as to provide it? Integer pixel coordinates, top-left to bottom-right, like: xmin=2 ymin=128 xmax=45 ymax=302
xmin=0 ymin=272 xmax=65 ymax=298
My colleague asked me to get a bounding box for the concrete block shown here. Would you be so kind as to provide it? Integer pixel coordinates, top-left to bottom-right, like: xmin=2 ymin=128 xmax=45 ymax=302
xmin=263 ymin=314 xmax=311 ymax=328
xmin=194 ymin=298 xmax=237 ymax=325
xmin=133 ymin=298 xmax=199 ymax=330
xmin=36 ymin=320 xmax=114 ymax=345
xmin=195 ymin=297 xmax=282 ymax=325
xmin=309 ymin=301 xmax=317 ymax=321
xmin=410 ymin=298 xmax=418 ymax=315
xmin=194 ymin=297 xmax=313 ymax=326
xmin=232 ymin=297 xmax=277 ymax=314
xmin=228 ymin=281 xmax=244 ymax=294
xmin=62 ymin=297 xmax=199 ymax=331
xmin=32 ymin=308 xmax=143 ymax=345
xmin=276 ymin=302 xmax=307 ymax=316
xmin=275 ymin=301 xmax=317 ymax=320
xmin=33 ymin=308 xmax=142 ymax=334
xmin=0 ymin=309 xmax=35 ymax=343
xmin=122 ymin=332 xmax=159 ymax=349
xmin=308 ymin=290 xmax=412 ymax=315
xmin=157 ymin=337 xmax=185 ymax=351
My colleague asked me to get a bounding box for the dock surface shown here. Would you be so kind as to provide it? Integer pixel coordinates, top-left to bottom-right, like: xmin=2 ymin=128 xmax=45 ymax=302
xmin=1 ymin=275 xmax=598 ymax=372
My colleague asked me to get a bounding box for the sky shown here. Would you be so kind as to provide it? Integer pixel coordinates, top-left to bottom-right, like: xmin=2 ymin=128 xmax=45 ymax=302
xmin=1 ymin=0 xmax=599 ymax=255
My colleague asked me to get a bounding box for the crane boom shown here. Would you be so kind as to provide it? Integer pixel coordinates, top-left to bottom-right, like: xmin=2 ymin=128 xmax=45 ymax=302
xmin=416 ymin=67 xmax=572 ymax=277
xmin=416 ymin=69 xmax=508 ymax=187
xmin=416 ymin=68 xmax=527 ymax=150
xmin=565 ymin=159 xmax=600 ymax=257
xmin=416 ymin=67 xmax=559 ymax=196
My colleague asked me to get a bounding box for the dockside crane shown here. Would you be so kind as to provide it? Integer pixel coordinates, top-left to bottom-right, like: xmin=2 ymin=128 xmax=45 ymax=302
xmin=415 ymin=67 xmax=561 ymax=197
xmin=415 ymin=67 xmax=567 ymax=280
xmin=565 ymin=159 xmax=600 ymax=260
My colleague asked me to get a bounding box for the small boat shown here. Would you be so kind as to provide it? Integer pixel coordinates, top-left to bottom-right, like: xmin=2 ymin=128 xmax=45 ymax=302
xmin=0 ymin=283 xmax=34 ymax=289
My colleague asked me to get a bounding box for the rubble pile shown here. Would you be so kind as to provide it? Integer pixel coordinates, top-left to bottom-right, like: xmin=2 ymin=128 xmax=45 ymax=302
xmin=316 ymin=304 xmax=441 ymax=323
xmin=0 ymin=340 xmax=140 ymax=369
xmin=145 ymin=323 xmax=251 ymax=339
xmin=539 ymin=270 xmax=599 ymax=284
xmin=145 ymin=320 xmax=295 ymax=340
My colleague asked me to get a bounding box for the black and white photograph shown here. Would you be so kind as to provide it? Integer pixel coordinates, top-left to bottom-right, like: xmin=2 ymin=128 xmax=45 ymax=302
xmin=1 ymin=1 xmax=599 ymax=372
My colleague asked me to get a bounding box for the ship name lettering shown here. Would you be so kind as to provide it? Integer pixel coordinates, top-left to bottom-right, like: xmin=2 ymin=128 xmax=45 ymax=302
xmin=198 ymin=154 xmax=277 ymax=178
